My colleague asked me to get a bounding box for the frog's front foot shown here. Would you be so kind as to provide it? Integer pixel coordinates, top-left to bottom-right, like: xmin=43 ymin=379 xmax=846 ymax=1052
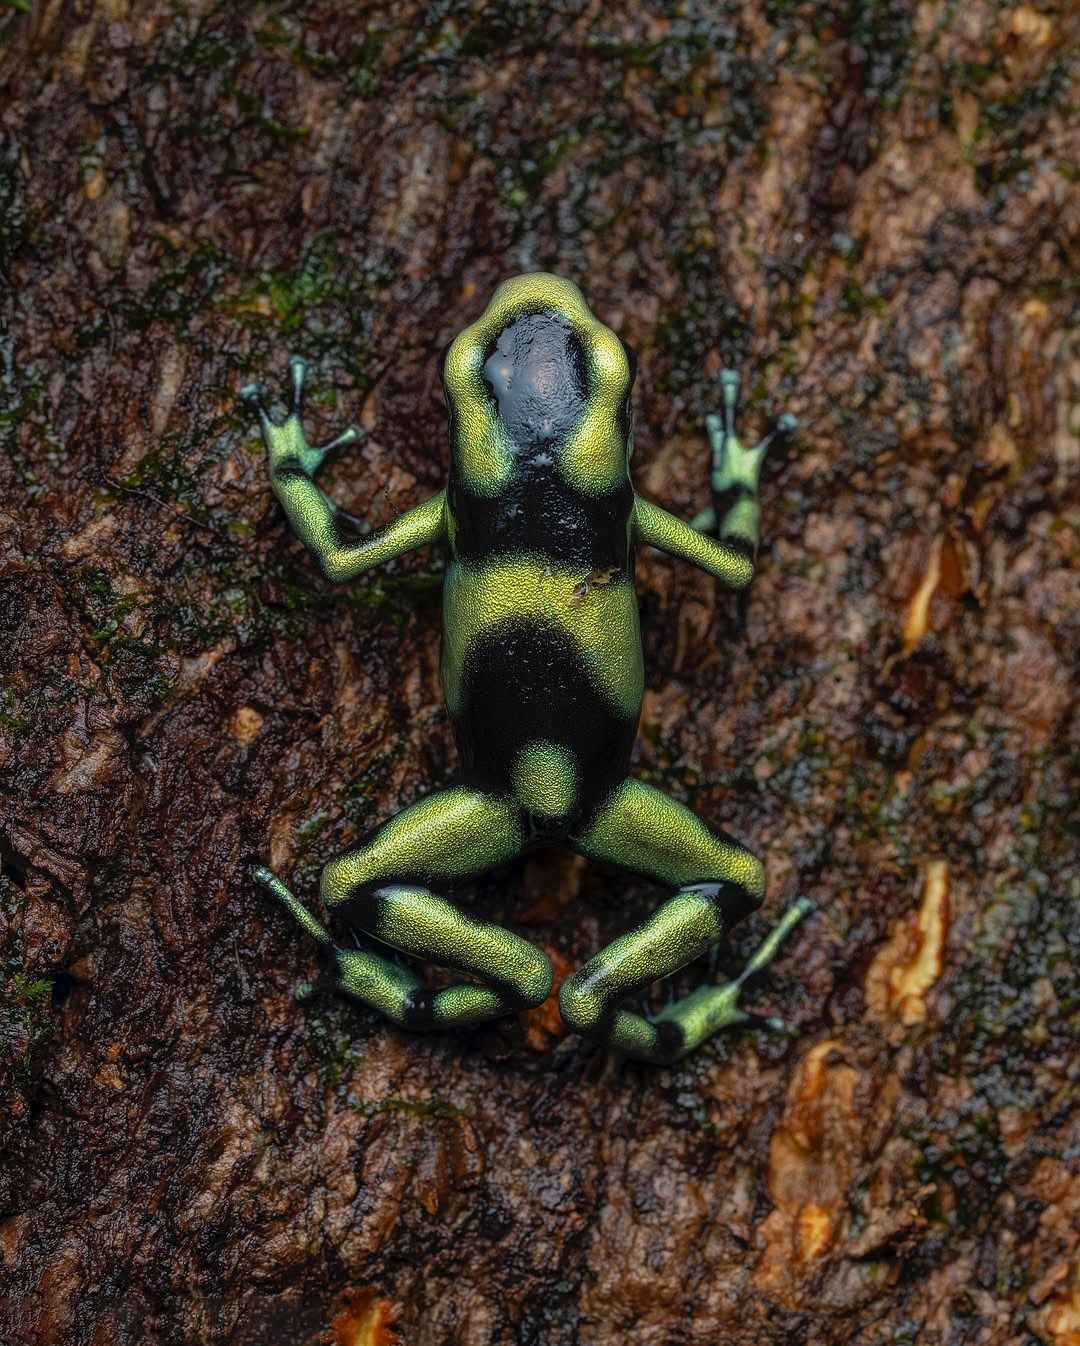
xmin=692 ymin=369 xmax=797 ymax=540
xmin=706 ymin=368 xmax=798 ymax=477
xmin=240 ymin=356 xmax=361 ymax=479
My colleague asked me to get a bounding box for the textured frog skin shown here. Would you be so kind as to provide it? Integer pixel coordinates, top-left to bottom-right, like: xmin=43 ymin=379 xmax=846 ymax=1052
xmin=242 ymin=273 xmax=809 ymax=1064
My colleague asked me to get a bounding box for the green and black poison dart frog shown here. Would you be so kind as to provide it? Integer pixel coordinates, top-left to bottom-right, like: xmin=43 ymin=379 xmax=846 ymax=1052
xmin=241 ymin=273 xmax=810 ymax=1064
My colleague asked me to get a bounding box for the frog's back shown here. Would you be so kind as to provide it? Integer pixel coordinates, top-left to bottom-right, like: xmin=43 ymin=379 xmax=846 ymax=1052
xmin=439 ymin=274 xmax=643 ymax=827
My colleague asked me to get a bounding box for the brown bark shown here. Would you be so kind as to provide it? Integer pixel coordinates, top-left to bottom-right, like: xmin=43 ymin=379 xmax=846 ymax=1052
xmin=1 ymin=3 xmax=1076 ymax=1343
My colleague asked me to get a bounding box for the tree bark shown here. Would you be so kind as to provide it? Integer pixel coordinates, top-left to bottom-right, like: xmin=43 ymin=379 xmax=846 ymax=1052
xmin=1 ymin=3 xmax=1076 ymax=1343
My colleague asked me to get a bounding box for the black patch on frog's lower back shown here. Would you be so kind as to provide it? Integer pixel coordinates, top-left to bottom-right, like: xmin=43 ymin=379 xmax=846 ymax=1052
xmin=451 ymin=618 xmax=638 ymax=829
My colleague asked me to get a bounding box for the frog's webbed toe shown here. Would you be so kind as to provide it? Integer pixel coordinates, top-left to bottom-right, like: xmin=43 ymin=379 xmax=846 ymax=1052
xmin=241 ymin=356 xmax=362 ymax=479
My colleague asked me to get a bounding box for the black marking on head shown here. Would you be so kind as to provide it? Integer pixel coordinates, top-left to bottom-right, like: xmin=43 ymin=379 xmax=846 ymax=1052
xmin=482 ymin=311 xmax=590 ymax=454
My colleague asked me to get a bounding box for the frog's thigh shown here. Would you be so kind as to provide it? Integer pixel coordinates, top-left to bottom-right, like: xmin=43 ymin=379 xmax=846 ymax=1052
xmin=560 ymin=778 xmax=765 ymax=1061
xmin=321 ymin=787 xmax=552 ymax=1026
xmin=574 ymin=777 xmax=765 ymax=898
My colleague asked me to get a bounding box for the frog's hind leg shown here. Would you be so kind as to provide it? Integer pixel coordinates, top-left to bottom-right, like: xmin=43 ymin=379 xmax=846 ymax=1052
xmin=559 ymin=778 xmax=810 ymax=1064
xmin=257 ymin=786 xmax=552 ymax=1029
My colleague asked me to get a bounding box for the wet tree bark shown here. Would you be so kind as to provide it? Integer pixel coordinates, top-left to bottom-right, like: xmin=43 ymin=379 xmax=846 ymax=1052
xmin=1 ymin=3 xmax=1076 ymax=1344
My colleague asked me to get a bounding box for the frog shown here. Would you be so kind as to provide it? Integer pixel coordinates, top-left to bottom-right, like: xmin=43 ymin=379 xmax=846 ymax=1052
xmin=241 ymin=273 xmax=810 ymax=1064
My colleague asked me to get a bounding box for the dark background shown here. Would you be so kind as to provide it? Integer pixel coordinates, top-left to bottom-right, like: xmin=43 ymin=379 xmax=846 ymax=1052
xmin=1 ymin=3 xmax=1076 ymax=1344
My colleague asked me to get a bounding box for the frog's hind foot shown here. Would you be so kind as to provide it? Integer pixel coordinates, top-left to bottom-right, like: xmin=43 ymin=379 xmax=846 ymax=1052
xmin=255 ymin=789 xmax=554 ymax=1033
xmin=252 ymin=864 xmax=333 ymax=947
xmin=651 ymin=897 xmax=813 ymax=1056
xmin=253 ymin=863 xmax=433 ymax=1020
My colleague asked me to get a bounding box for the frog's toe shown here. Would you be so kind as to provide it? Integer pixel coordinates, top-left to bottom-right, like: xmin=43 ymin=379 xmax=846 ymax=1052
xmin=287 ymin=355 xmax=307 ymax=414
xmin=755 ymin=411 xmax=797 ymax=455
xmin=254 ymin=865 xmax=332 ymax=947
xmin=317 ymin=425 xmax=362 ymax=458
xmin=239 ymin=383 xmax=272 ymax=429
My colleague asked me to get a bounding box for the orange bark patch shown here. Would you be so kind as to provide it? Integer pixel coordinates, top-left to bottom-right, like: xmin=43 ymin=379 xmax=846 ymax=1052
xmin=331 ymin=1289 xmax=402 ymax=1346
xmin=522 ymin=947 xmax=575 ymax=1052
xmin=900 ymin=530 xmax=971 ymax=652
xmin=866 ymin=859 xmax=951 ymax=1028
xmin=229 ymin=705 xmax=264 ymax=744
xmin=1032 ymin=1260 xmax=1080 ymax=1345
xmin=1007 ymin=5 xmax=1054 ymax=47
xmin=903 ymin=535 xmax=943 ymax=651
xmin=755 ymin=1040 xmax=862 ymax=1299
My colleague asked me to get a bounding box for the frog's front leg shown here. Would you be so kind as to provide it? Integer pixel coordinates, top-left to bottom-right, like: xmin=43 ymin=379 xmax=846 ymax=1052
xmin=255 ymin=787 xmax=552 ymax=1028
xmin=559 ymin=779 xmax=810 ymax=1063
xmin=689 ymin=368 xmax=797 ymax=548
xmin=241 ymin=358 xmax=446 ymax=582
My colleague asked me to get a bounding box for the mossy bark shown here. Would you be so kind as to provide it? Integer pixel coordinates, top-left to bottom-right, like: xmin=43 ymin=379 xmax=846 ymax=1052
xmin=1 ymin=3 xmax=1076 ymax=1343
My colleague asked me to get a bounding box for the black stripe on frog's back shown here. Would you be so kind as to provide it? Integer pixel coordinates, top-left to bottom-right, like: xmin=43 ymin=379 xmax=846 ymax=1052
xmin=448 ymin=471 xmax=635 ymax=571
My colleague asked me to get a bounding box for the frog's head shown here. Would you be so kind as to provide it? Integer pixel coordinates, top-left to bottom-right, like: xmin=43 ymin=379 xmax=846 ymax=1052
xmin=441 ymin=273 xmax=636 ymax=498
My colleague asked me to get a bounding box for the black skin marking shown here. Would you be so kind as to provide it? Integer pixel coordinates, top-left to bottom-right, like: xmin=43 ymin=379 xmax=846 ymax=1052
xmin=448 ymin=312 xmax=635 ymax=571
xmin=482 ymin=311 xmax=590 ymax=449
xmin=448 ymin=473 xmax=635 ymax=571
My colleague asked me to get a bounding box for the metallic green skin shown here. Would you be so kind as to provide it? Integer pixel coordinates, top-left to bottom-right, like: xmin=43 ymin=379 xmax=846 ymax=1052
xmin=242 ymin=273 xmax=809 ymax=1064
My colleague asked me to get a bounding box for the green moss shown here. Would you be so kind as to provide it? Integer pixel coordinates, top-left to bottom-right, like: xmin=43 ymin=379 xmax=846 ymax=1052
xmin=655 ymin=293 xmax=747 ymax=398
xmin=349 ymin=1092 xmax=466 ymax=1121
xmin=303 ymin=1005 xmax=367 ymax=1087
xmin=841 ymin=277 xmax=887 ymax=319
xmin=0 ymin=335 xmax=65 ymax=499
xmin=348 ymin=24 xmax=401 ymax=97
xmin=0 ymin=680 xmax=31 ymax=736
xmin=223 ymin=229 xmax=391 ymax=385
xmin=0 ymin=971 xmax=56 ymax=1088
xmin=344 ymin=567 xmax=443 ymax=623
xmin=978 ymin=57 xmax=1069 ymax=138
xmin=0 ymin=131 xmax=31 ymax=268
xmin=0 ymin=876 xmax=57 ymax=1097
